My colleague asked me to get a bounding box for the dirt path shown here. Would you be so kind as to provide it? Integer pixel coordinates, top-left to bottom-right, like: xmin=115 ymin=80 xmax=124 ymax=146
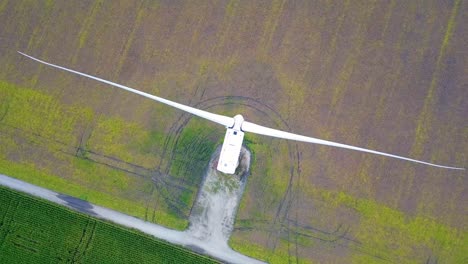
xmin=187 ymin=147 xmax=251 ymax=247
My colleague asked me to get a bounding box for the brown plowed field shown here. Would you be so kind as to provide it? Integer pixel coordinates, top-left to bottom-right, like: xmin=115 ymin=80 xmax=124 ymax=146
xmin=0 ymin=1 xmax=466 ymax=263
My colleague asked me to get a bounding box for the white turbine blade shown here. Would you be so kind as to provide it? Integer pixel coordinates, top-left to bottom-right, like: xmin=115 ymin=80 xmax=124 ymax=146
xmin=18 ymin=51 xmax=234 ymax=128
xmin=242 ymin=121 xmax=465 ymax=170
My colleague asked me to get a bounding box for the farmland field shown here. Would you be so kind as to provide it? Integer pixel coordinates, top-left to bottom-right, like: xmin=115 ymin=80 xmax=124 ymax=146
xmin=0 ymin=0 xmax=467 ymax=263
xmin=0 ymin=185 xmax=219 ymax=263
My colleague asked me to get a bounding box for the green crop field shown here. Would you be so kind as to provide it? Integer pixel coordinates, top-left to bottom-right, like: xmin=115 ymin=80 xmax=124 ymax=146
xmin=0 ymin=0 xmax=467 ymax=263
xmin=0 ymin=185 xmax=219 ymax=264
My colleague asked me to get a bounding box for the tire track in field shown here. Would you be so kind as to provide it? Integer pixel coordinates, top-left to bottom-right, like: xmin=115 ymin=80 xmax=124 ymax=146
xmin=0 ymin=97 xmax=9 ymax=122
xmin=176 ymin=97 xmax=302 ymax=261
xmin=235 ymin=218 xmax=349 ymax=243
xmin=0 ymin=199 xmax=20 ymax=250
xmin=157 ymin=95 xmax=297 ymax=187
xmin=0 ymin=123 xmax=193 ymax=226
xmin=68 ymin=219 xmax=96 ymax=263
xmin=11 ymin=233 xmax=39 ymax=253
xmin=154 ymin=95 xmax=303 ymax=260
xmin=0 ymin=123 xmax=194 ymax=213
xmin=234 ymin=216 xmax=391 ymax=262
xmin=192 ymin=99 xmax=360 ymax=260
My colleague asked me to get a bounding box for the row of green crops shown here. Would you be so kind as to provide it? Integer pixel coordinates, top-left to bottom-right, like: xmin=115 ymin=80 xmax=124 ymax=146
xmin=0 ymin=186 xmax=219 ymax=263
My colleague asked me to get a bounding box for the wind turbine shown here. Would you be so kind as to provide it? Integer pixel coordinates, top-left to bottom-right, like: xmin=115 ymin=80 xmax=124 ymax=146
xmin=18 ymin=52 xmax=465 ymax=174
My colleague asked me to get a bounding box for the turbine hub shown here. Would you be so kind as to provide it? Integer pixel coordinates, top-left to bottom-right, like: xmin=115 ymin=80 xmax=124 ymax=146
xmin=232 ymin=114 xmax=244 ymax=130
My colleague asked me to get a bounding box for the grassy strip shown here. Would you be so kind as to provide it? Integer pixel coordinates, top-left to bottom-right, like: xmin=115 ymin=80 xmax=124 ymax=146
xmin=0 ymin=185 xmax=219 ymax=264
xmin=0 ymin=80 xmax=188 ymax=229
xmin=230 ymin=236 xmax=313 ymax=264
xmin=0 ymin=159 xmax=187 ymax=230
xmin=305 ymin=187 xmax=467 ymax=263
xmin=232 ymin=183 xmax=467 ymax=263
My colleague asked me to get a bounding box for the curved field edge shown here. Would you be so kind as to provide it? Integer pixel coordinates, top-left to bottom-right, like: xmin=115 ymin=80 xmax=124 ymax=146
xmin=0 ymin=185 xmax=220 ymax=264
